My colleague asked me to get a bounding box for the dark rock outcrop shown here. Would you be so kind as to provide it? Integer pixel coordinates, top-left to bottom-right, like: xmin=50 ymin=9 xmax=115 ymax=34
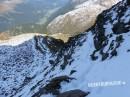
xmin=90 ymin=0 xmax=129 ymax=61
xmin=32 ymin=76 xmax=75 ymax=97
xmin=57 ymin=89 xmax=90 ymax=97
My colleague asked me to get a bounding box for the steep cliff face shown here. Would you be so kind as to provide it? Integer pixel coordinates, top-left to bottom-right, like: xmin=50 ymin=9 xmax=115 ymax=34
xmin=0 ymin=0 xmax=130 ymax=97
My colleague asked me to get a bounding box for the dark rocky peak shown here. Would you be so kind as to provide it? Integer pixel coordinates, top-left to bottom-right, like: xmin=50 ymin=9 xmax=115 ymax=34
xmin=34 ymin=35 xmax=65 ymax=55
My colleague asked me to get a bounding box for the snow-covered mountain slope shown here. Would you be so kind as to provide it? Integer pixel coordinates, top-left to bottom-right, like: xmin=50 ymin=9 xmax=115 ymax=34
xmin=0 ymin=0 xmax=130 ymax=97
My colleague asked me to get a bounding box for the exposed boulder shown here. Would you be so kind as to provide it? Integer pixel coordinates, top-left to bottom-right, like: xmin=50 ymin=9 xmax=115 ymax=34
xmin=57 ymin=89 xmax=90 ymax=97
xmin=47 ymin=0 xmax=120 ymax=36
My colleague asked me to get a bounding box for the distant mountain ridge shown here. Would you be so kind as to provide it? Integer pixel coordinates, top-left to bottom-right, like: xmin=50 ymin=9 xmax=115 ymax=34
xmin=47 ymin=0 xmax=120 ymax=36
